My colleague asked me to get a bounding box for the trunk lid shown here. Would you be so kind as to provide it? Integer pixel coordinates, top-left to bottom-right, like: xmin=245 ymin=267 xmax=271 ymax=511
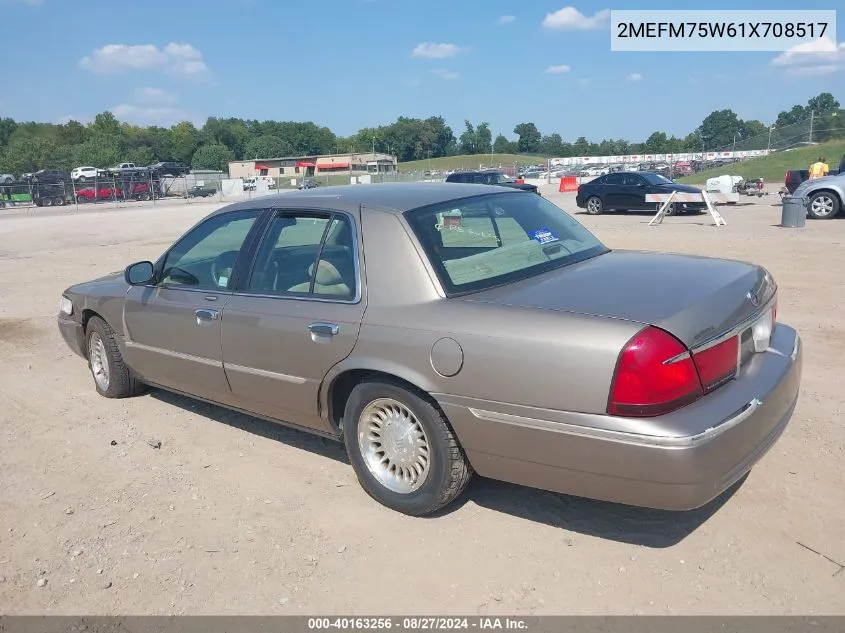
xmin=457 ymin=250 xmax=774 ymax=349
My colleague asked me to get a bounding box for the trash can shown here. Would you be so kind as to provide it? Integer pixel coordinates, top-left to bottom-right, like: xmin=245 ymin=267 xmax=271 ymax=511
xmin=781 ymin=195 xmax=807 ymax=228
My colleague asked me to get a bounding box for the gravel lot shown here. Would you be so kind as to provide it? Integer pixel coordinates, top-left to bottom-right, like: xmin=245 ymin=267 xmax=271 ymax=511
xmin=0 ymin=187 xmax=843 ymax=615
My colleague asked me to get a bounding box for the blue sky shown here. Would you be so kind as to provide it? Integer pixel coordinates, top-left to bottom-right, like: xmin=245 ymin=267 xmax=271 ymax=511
xmin=0 ymin=0 xmax=842 ymax=142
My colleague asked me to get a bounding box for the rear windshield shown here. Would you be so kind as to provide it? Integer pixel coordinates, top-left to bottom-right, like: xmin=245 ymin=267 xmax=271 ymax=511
xmin=405 ymin=192 xmax=608 ymax=295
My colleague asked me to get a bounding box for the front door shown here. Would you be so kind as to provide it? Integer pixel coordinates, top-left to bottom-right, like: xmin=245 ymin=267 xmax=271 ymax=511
xmin=621 ymin=173 xmax=649 ymax=209
xmin=220 ymin=210 xmax=366 ymax=432
xmin=122 ymin=208 xmax=263 ymax=401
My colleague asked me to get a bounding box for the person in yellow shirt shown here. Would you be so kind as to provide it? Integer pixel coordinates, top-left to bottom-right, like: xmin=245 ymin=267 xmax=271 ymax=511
xmin=809 ymin=157 xmax=829 ymax=179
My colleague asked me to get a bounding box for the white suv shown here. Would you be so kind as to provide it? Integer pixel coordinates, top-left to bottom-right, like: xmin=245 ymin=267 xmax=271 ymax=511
xmin=71 ymin=166 xmax=105 ymax=182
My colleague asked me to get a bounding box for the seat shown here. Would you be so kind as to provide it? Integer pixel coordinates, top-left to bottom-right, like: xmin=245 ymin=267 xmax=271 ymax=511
xmin=287 ymin=259 xmax=352 ymax=297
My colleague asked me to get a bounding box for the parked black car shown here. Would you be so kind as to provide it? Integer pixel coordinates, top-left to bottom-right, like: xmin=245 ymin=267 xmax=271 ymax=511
xmin=575 ymin=171 xmax=705 ymax=215
xmin=147 ymin=161 xmax=190 ymax=177
xmin=186 ymin=185 xmax=217 ymax=198
xmin=445 ymin=170 xmax=540 ymax=194
xmin=298 ymin=178 xmax=319 ymax=190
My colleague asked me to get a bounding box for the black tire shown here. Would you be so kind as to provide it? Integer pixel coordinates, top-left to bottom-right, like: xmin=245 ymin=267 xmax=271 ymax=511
xmin=84 ymin=316 xmax=145 ymax=399
xmin=42 ymin=197 xmax=53 ymax=207
xmin=79 ymin=176 xmax=87 ymax=183
xmin=663 ymin=201 xmax=678 ymax=216
xmin=807 ymin=191 xmax=840 ymax=220
xmin=585 ymin=196 xmax=603 ymax=215
xmin=342 ymin=379 xmax=473 ymax=516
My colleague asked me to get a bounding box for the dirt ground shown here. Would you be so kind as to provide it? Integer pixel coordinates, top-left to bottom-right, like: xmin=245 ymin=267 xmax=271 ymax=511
xmin=0 ymin=188 xmax=843 ymax=615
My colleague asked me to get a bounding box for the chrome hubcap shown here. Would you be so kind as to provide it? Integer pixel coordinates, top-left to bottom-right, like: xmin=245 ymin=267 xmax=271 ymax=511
xmin=587 ymin=198 xmax=601 ymax=213
xmin=89 ymin=332 xmax=110 ymax=391
xmin=811 ymin=196 xmax=834 ymax=216
xmin=357 ymin=398 xmax=430 ymax=494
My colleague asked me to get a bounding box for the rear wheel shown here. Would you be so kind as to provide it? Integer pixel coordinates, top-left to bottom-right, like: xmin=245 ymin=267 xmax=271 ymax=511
xmin=807 ymin=192 xmax=840 ymax=220
xmin=586 ymin=196 xmax=603 ymax=215
xmin=42 ymin=197 xmax=53 ymax=207
xmin=85 ymin=316 xmax=145 ymax=399
xmin=343 ymin=379 xmax=472 ymax=516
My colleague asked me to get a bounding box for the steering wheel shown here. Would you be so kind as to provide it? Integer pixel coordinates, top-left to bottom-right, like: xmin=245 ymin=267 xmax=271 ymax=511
xmin=211 ymin=250 xmax=239 ymax=288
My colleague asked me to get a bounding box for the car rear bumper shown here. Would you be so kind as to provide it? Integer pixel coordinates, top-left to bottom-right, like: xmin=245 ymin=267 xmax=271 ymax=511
xmin=57 ymin=315 xmax=86 ymax=358
xmin=437 ymin=324 xmax=802 ymax=511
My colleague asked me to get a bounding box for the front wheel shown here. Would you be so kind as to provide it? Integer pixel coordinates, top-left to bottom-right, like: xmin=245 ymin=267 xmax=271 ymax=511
xmin=85 ymin=316 xmax=145 ymax=398
xmin=807 ymin=192 xmax=840 ymax=220
xmin=343 ymin=379 xmax=473 ymax=516
xmin=586 ymin=196 xmax=603 ymax=215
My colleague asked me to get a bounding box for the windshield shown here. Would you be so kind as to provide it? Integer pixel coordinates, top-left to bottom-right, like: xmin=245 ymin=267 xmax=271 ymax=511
xmin=405 ymin=192 xmax=608 ymax=295
xmin=640 ymin=172 xmax=673 ymax=185
xmin=492 ymin=173 xmax=514 ymax=183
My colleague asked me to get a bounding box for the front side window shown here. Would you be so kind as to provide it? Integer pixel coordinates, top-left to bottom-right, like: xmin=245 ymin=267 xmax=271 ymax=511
xmin=406 ymin=192 xmax=607 ymax=295
xmin=640 ymin=172 xmax=673 ymax=185
xmin=247 ymin=212 xmax=357 ymax=300
xmin=160 ymin=209 xmax=260 ymax=290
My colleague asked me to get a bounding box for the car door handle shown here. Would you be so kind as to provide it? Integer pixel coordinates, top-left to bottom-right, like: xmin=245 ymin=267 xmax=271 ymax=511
xmin=308 ymin=322 xmax=339 ymax=336
xmin=195 ymin=308 xmax=219 ymax=322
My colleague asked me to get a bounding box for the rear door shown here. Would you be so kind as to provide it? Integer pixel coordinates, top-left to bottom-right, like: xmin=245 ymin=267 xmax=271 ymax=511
xmin=220 ymin=209 xmax=366 ymax=433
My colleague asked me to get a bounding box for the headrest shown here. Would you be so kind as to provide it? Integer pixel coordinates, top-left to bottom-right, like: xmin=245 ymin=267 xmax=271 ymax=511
xmin=309 ymin=259 xmax=343 ymax=285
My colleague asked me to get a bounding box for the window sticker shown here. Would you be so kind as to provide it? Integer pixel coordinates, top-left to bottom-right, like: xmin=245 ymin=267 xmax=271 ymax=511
xmin=531 ymin=228 xmax=560 ymax=245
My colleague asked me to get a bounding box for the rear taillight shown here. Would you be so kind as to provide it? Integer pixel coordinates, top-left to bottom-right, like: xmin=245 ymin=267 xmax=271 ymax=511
xmin=692 ymin=336 xmax=738 ymax=391
xmin=607 ymin=327 xmax=704 ymax=418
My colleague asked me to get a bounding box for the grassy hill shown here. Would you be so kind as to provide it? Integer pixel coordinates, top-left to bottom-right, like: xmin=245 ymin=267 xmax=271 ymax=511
xmin=676 ymin=140 xmax=845 ymax=185
xmin=398 ymin=153 xmax=546 ymax=172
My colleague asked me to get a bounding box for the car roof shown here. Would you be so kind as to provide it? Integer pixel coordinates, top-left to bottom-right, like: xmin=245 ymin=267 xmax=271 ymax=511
xmin=212 ymin=182 xmax=522 ymax=217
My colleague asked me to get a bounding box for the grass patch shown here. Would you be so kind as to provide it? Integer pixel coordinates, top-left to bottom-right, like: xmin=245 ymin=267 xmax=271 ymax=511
xmin=676 ymin=141 xmax=845 ymax=185
xmin=399 ymin=154 xmax=547 ymax=173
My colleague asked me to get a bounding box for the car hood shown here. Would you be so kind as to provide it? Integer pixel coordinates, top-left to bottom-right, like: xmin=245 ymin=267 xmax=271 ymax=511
xmin=66 ymin=271 xmax=127 ymax=297
xmin=458 ymin=250 xmax=773 ymax=349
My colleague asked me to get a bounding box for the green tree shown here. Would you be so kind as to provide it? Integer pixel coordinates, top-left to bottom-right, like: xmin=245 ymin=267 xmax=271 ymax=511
xmin=697 ymin=109 xmax=743 ymax=150
xmin=807 ymin=92 xmax=840 ymax=115
xmin=513 ymin=122 xmax=541 ymax=153
xmin=458 ymin=120 xmax=477 ymax=154
xmin=0 ymin=118 xmax=17 ymax=148
xmin=169 ymin=122 xmax=201 ymax=165
xmin=89 ymin=111 xmax=122 ymax=138
xmin=475 ymin=123 xmax=492 ymax=154
xmin=0 ymin=137 xmax=62 ymax=174
xmin=243 ymin=135 xmax=293 ymax=159
xmin=192 ymin=144 xmax=234 ymax=171
xmin=72 ymin=137 xmax=123 ymax=169
xmin=493 ymin=134 xmax=516 ymax=154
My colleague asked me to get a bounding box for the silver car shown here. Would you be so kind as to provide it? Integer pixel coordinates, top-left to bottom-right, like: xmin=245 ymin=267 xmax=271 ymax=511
xmin=792 ymin=172 xmax=844 ymax=219
xmin=57 ymin=183 xmax=802 ymax=516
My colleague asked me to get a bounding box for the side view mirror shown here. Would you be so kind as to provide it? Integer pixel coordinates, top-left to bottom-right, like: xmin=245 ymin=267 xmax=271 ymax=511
xmin=125 ymin=261 xmax=155 ymax=285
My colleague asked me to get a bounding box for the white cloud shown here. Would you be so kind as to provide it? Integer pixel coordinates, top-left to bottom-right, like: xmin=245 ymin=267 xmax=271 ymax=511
xmin=497 ymin=15 xmax=515 ymax=25
xmin=411 ymin=42 xmax=465 ymax=58
xmin=431 ymin=68 xmax=459 ymax=80
xmin=785 ymin=65 xmax=841 ymax=76
xmin=770 ymin=36 xmax=845 ymax=75
xmin=111 ymin=104 xmax=194 ymax=127
xmin=134 ymin=87 xmax=177 ymax=104
xmin=544 ymin=64 xmax=571 ymax=74
xmin=79 ymin=42 xmax=209 ymax=77
xmin=626 ymin=72 xmax=643 ymax=81
xmin=542 ymin=7 xmax=610 ymax=30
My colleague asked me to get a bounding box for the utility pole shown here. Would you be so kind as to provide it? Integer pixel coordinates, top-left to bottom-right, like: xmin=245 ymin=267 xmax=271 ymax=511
xmin=809 ymin=110 xmax=814 ymax=143
xmin=767 ymin=125 xmax=774 ymax=153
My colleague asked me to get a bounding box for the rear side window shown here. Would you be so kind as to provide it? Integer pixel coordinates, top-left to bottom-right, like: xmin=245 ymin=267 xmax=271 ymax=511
xmin=405 ymin=192 xmax=607 ymax=295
